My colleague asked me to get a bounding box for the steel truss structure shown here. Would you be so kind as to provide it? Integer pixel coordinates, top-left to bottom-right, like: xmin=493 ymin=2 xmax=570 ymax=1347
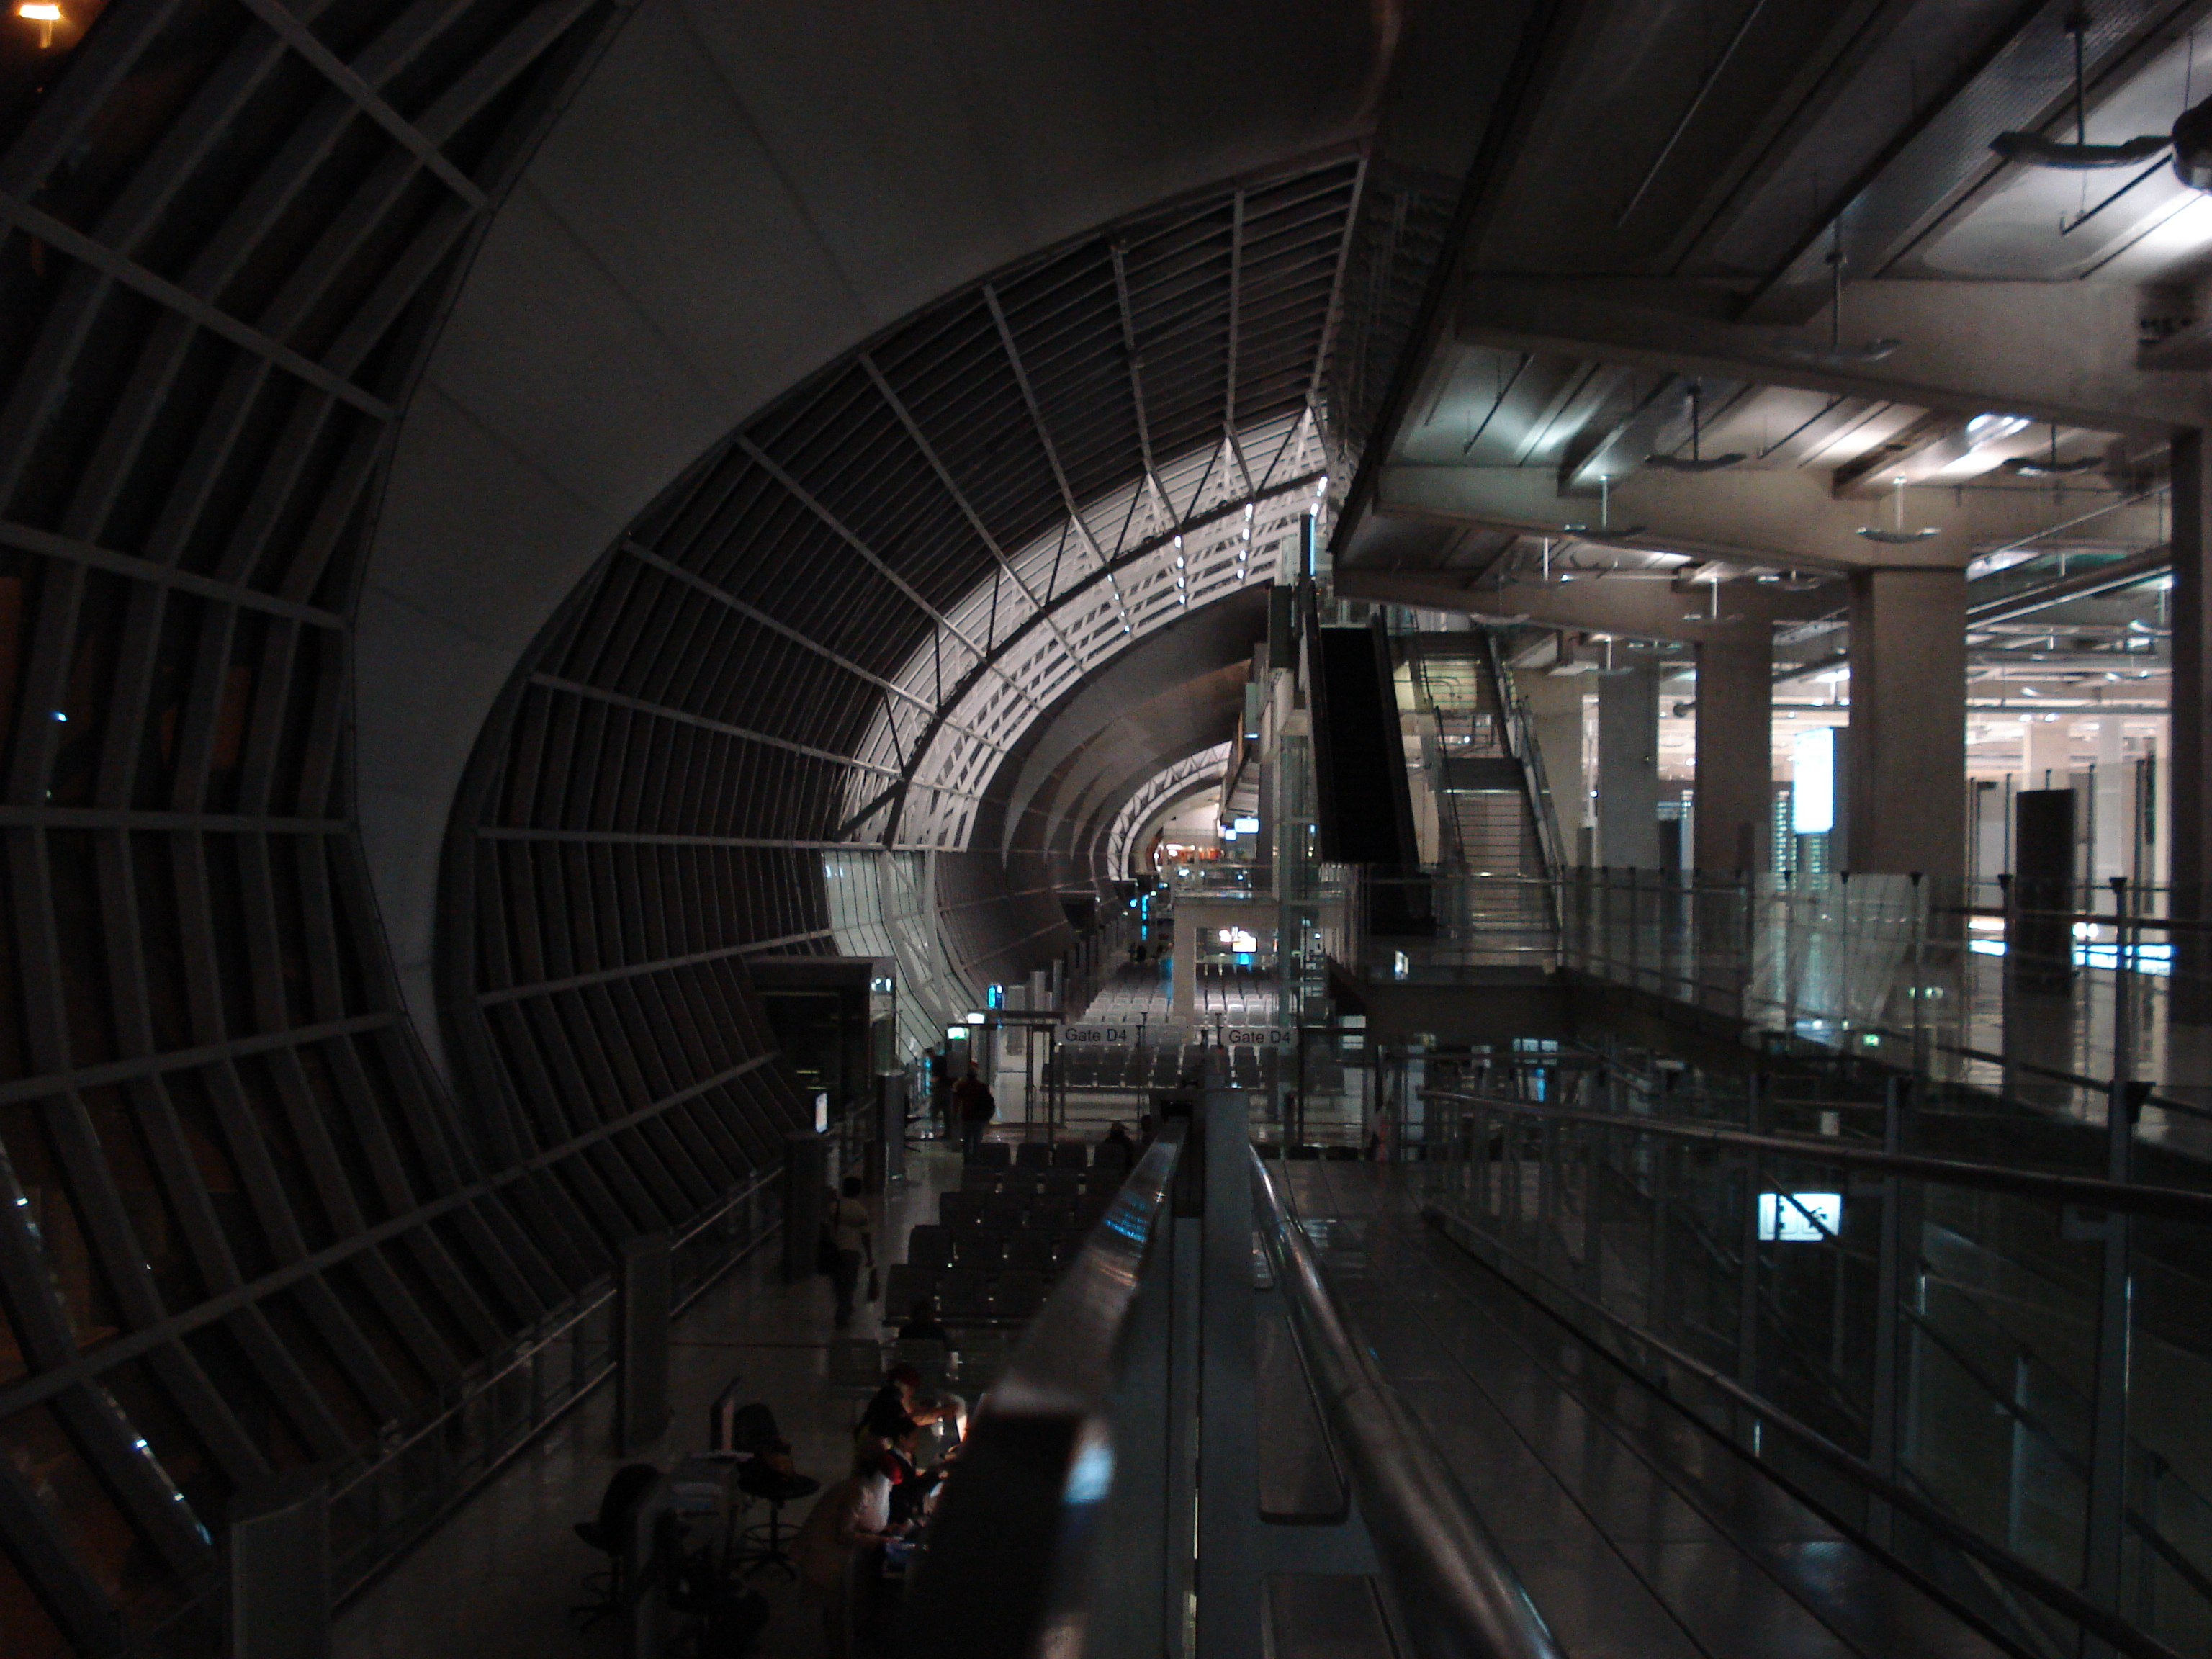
xmin=0 ymin=2 xmax=1434 ymax=1647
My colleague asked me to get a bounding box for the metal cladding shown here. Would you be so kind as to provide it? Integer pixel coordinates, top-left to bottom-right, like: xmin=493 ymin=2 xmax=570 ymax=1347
xmin=444 ymin=159 xmax=1367 ymax=1072
xmin=0 ymin=6 xmax=1399 ymax=1647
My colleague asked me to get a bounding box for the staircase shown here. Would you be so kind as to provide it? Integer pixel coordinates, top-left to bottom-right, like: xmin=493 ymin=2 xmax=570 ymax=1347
xmin=1404 ymin=633 xmax=1563 ymax=961
xmin=1406 ymin=637 xmax=1545 ymax=876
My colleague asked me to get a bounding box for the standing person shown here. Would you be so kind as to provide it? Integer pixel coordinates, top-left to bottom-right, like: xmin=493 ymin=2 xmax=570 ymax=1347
xmin=791 ymin=1450 xmax=897 ymax=1659
xmin=827 ymin=1176 xmax=872 ymax=1331
xmin=949 ymin=1062 xmax=994 ymax=1161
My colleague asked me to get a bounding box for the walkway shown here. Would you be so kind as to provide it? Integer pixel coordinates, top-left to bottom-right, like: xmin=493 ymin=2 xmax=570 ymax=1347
xmin=333 ymin=1146 xmax=962 ymax=1659
xmin=1282 ymin=1160 xmax=2014 ymax=1659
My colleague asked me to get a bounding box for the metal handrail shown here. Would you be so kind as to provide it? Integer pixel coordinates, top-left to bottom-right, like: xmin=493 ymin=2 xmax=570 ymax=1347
xmin=1483 ymin=631 xmax=1567 ymax=895
xmin=902 ymin=1130 xmax=1182 ymax=1659
xmin=1424 ymin=1089 xmax=2212 ymax=1224
xmin=1254 ymin=1152 xmax=1563 ymax=1659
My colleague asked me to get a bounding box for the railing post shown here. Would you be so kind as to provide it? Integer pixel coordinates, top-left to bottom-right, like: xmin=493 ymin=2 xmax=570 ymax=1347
xmin=1581 ymin=1124 xmax=1604 ymax=1303
xmin=2005 ymin=1347 xmax=2033 ymax=1556
xmin=1908 ymin=872 xmax=1928 ymax=1084
xmin=1195 ymin=1086 xmax=1262 ymax=1659
xmin=1868 ymin=1075 xmax=1916 ymax=1546
xmin=2083 ymin=876 xmax=2137 ymax=1648
xmin=1781 ymin=868 xmax=1798 ymax=1043
xmin=1599 ymin=865 xmax=1615 ymax=980
xmin=1735 ymin=1074 xmax=1763 ymax=1442
xmin=1537 ymin=1113 xmax=1560 ymax=1276
xmin=1740 ymin=868 xmax=1757 ymax=1024
xmin=1474 ymin=1102 xmax=1491 ymax=1225
xmin=1627 ymin=866 xmax=1641 ymax=989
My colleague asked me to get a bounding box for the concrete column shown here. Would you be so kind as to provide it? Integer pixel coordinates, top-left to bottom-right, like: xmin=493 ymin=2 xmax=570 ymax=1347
xmin=1694 ymin=616 xmax=1772 ymax=874
xmin=1522 ymin=674 xmax=1586 ymax=863
xmin=2092 ymin=718 xmax=2127 ymax=881
xmin=2023 ymin=714 xmax=2072 ymax=790
xmin=1597 ymin=656 xmax=1660 ymax=868
xmin=1846 ymin=568 xmax=1966 ymax=877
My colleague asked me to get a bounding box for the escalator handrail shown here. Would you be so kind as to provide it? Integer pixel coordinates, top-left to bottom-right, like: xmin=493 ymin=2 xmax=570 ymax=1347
xmin=1253 ymin=1152 xmax=1564 ymax=1659
xmin=1424 ymin=1089 xmax=2212 ymax=1226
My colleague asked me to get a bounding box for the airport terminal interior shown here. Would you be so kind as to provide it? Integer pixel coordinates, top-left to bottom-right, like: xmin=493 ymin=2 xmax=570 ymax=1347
xmin=11 ymin=1 xmax=2212 ymax=1656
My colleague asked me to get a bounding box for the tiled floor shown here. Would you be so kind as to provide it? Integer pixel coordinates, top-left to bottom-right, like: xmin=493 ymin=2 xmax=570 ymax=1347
xmin=334 ymin=1144 xmax=964 ymax=1659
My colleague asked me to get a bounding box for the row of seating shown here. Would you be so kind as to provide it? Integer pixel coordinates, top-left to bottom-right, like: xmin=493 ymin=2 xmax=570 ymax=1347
xmin=824 ymin=1333 xmax=1011 ymax=1396
xmin=963 ymin=1138 xmax=1118 ymax=1172
xmin=943 ymin=1188 xmax=1102 ymax=1226
xmin=957 ymin=1165 xmax=1120 ymax=1199
xmin=1080 ymin=963 xmax=1277 ymax=1021
xmin=906 ymin=1223 xmax=1084 ymax=1274
xmin=1048 ymin=1043 xmax=1284 ymax=1090
xmin=882 ymin=1264 xmax=1049 ymax=1326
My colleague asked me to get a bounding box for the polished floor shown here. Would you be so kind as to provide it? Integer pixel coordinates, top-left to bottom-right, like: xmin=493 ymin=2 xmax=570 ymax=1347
xmin=1282 ymin=1159 xmax=2015 ymax=1659
xmin=333 ymin=1144 xmax=964 ymax=1659
xmin=336 ymin=1138 xmax=2018 ymax=1659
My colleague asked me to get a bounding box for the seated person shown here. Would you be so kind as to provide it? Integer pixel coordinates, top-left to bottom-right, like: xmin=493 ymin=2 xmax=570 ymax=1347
xmin=896 ymin=1298 xmax=950 ymax=1345
xmin=1094 ymin=1121 xmax=1136 ymax=1176
xmin=907 ymin=1389 xmax=968 ymax=1468
xmin=857 ymin=1364 xmax=944 ymax=1450
xmin=878 ymin=1426 xmax=945 ymax=1529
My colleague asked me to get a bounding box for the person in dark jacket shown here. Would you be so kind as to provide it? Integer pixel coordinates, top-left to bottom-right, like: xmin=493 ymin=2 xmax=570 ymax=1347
xmin=949 ymin=1063 xmax=995 ymax=1160
xmin=1094 ymin=1120 xmax=1136 ymax=1177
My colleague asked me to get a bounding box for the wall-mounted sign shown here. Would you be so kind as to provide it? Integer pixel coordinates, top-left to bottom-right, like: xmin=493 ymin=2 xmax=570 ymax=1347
xmin=1758 ymin=1192 xmax=1840 ymax=1241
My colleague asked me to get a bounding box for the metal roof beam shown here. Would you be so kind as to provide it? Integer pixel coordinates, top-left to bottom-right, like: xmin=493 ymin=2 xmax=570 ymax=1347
xmin=1460 ymin=275 xmax=2207 ymax=435
xmin=1373 ymin=462 xmax=2163 ymax=574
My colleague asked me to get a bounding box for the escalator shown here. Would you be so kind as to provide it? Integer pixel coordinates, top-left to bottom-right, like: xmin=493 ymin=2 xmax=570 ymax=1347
xmin=1309 ymin=611 xmax=1420 ymax=868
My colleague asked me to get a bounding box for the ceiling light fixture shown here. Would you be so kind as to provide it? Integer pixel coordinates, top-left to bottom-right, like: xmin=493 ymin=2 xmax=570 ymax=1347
xmin=1992 ymin=16 xmax=2170 ymax=170
xmin=1857 ymin=475 xmax=1939 ymax=545
xmin=17 ymin=3 xmax=59 ymax=46
xmin=1770 ymin=222 xmax=1902 ymax=365
xmin=1561 ymin=474 xmax=1645 ymax=539
xmin=1645 ymin=380 xmax=1744 ymax=472
xmin=2002 ymin=421 xmax=2103 ymax=477
xmin=2004 ymin=455 xmax=2103 ymax=477
xmin=1965 ymin=413 xmax=2031 ymax=448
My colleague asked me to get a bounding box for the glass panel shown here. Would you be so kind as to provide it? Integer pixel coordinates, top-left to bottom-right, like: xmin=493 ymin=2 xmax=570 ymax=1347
xmin=1421 ymin=1092 xmax=2212 ymax=1656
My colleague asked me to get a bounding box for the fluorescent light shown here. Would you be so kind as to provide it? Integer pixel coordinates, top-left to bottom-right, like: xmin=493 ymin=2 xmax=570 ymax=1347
xmin=1791 ymin=726 xmax=1834 ymax=833
xmin=1965 ymin=413 xmax=2030 ymax=447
